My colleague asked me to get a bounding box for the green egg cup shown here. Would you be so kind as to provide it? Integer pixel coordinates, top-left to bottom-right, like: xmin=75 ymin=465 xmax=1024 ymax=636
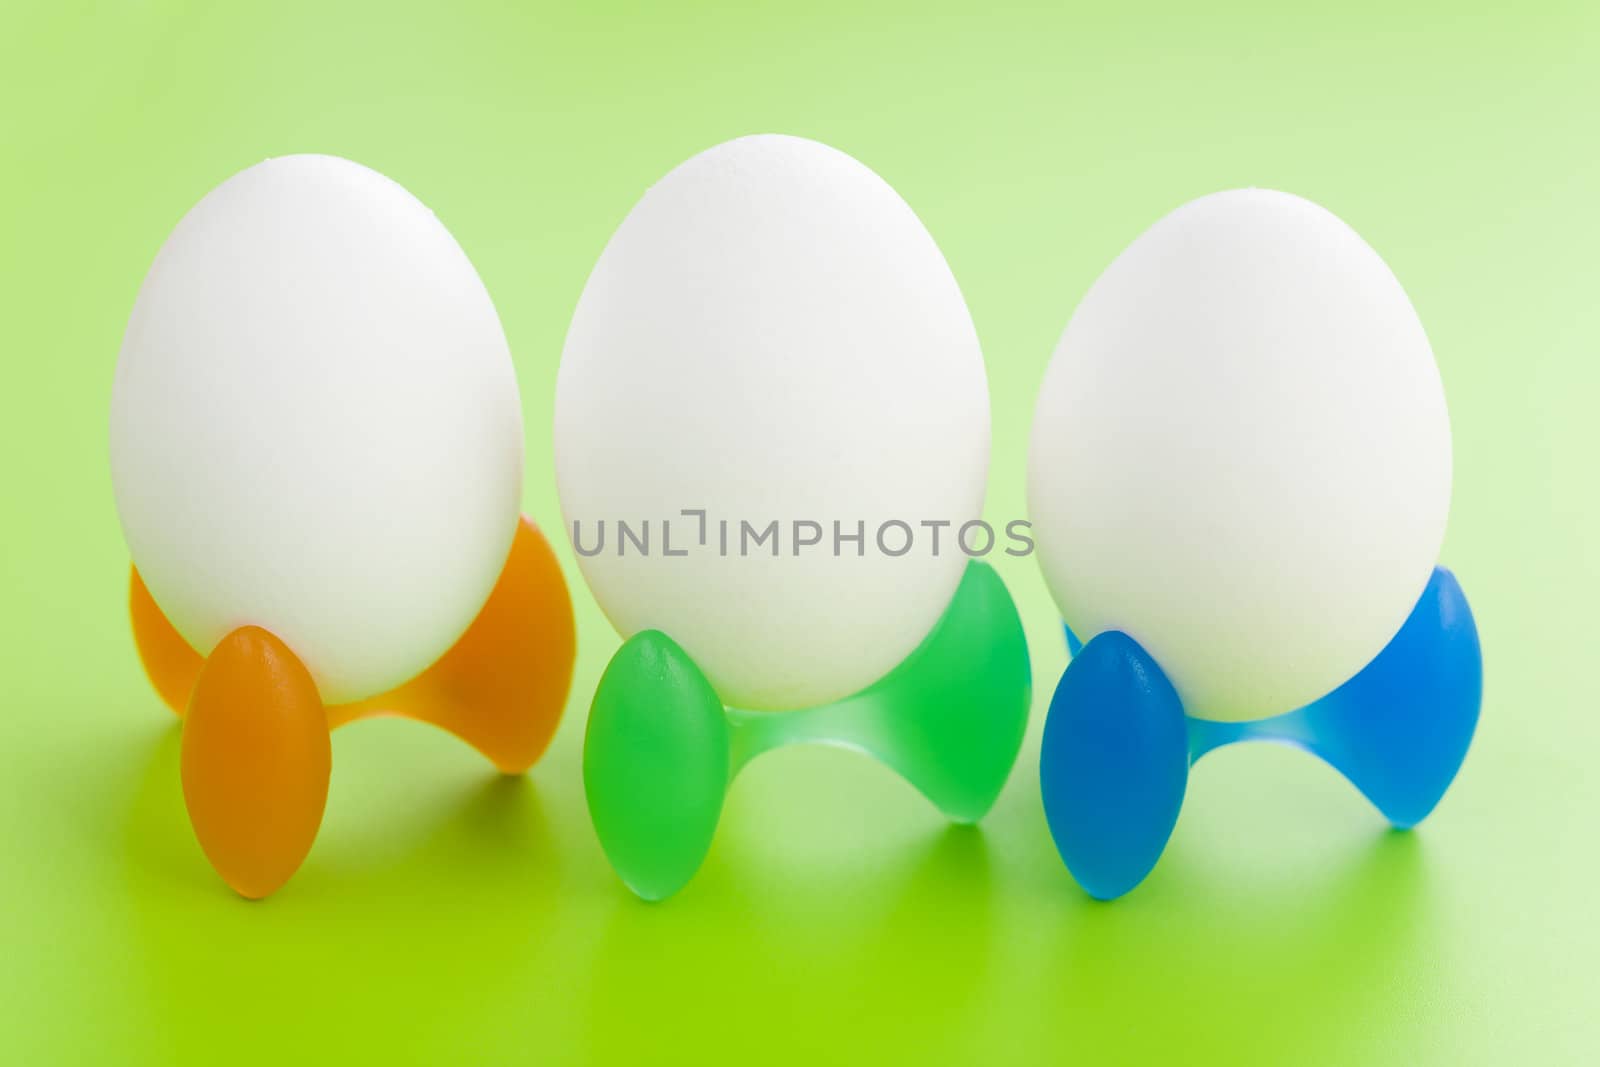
xmin=582 ymin=561 xmax=1032 ymax=901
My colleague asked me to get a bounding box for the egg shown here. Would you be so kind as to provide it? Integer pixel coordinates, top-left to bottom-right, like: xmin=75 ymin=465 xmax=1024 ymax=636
xmin=1028 ymin=188 xmax=1451 ymax=722
xmin=110 ymin=154 xmax=523 ymax=704
xmin=555 ymin=135 xmax=989 ymax=711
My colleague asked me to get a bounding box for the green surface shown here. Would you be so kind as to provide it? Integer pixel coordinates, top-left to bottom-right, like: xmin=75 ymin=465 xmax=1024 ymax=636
xmin=1 ymin=2 xmax=1595 ymax=1063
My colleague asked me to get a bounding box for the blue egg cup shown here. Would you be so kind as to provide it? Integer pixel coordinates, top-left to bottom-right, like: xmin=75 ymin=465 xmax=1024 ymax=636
xmin=1040 ymin=567 xmax=1482 ymax=900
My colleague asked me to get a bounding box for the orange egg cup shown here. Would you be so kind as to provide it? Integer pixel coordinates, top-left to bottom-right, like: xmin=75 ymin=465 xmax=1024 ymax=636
xmin=129 ymin=516 xmax=576 ymax=900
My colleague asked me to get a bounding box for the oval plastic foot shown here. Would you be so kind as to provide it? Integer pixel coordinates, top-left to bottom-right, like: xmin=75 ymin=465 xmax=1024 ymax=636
xmin=584 ymin=631 xmax=729 ymax=901
xmin=181 ymin=627 xmax=331 ymax=899
xmin=1040 ymin=631 xmax=1188 ymax=900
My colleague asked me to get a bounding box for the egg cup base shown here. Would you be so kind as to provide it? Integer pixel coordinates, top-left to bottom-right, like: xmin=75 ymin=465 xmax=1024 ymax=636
xmin=129 ymin=514 xmax=577 ymax=897
xmin=1040 ymin=565 xmax=1481 ymax=901
xmin=582 ymin=559 xmax=1032 ymax=901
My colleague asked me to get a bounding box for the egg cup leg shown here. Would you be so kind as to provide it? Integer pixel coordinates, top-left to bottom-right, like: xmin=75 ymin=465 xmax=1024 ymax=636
xmin=1187 ymin=566 xmax=1482 ymax=828
xmin=583 ymin=560 xmax=1031 ymax=901
xmin=129 ymin=567 xmax=203 ymax=715
xmin=1040 ymin=631 xmax=1189 ymax=901
xmin=331 ymin=517 xmax=576 ymax=774
xmin=181 ymin=626 xmax=331 ymax=899
xmin=585 ymin=630 xmax=729 ymax=902
xmin=733 ymin=559 xmax=1033 ymax=821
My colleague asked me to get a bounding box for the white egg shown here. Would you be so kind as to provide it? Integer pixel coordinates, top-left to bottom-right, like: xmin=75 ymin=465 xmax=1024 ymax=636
xmin=111 ymin=154 xmax=523 ymax=704
xmin=1028 ymin=189 xmax=1451 ymax=722
xmin=555 ymin=135 xmax=990 ymax=711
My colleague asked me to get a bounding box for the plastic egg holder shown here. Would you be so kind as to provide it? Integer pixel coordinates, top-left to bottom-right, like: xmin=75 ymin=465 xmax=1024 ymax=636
xmin=129 ymin=517 xmax=576 ymax=899
xmin=558 ymin=133 xmax=1019 ymax=900
xmin=1040 ymin=567 xmax=1481 ymax=900
xmin=583 ymin=560 xmax=1032 ymax=901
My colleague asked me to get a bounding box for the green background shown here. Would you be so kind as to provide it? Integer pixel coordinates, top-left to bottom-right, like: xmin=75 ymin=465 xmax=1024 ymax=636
xmin=2 ymin=2 xmax=1595 ymax=1063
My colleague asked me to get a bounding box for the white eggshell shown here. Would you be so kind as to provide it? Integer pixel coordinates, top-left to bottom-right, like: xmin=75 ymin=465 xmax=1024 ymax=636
xmin=111 ymin=154 xmax=523 ymax=704
xmin=555 ymin=135 xmax=990 ymax=711
xmin=1028 ymin=188 xmax=1451 ymax=722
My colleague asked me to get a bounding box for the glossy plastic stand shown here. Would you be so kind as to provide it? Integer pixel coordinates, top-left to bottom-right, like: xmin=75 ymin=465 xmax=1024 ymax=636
xmin=129 ymin=517 xmax=576 ymax=899
xmin=583 ymin=560 xmax=1032 ymax=901
xmin=1040 ymin=567 xmax=1481 ymax=900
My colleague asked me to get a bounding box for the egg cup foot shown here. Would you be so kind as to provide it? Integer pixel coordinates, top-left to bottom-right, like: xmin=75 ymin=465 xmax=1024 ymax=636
xmin=1041 ymin=565 xmax=1482 ymax=900
xmin=582 ymin=559 xmax=1031 ymax=901
xmin=129 ymin=515 xmax=577 ymax=897
xmin=181 ymin=626 xmax=331 ymax=900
